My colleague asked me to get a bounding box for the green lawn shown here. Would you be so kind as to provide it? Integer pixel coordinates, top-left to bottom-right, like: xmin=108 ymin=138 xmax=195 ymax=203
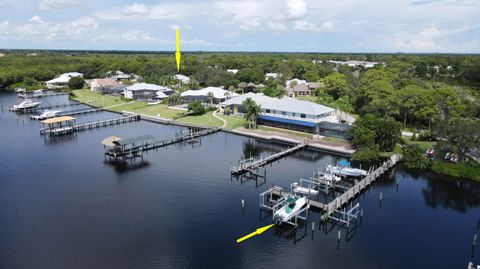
xmin=175 ymin=112 xmax=224 ymax=127
xmin=71 ymin=89 xmax=184 ymax=119
xmin=217 ymin=114 xmax=246 ymax=129
xmin=71 ymin=89 xmax=123 ymax=108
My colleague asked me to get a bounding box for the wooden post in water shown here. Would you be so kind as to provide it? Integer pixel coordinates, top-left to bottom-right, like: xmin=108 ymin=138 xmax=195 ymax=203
xmin=473 ymin=233 xmax=477 ymax=247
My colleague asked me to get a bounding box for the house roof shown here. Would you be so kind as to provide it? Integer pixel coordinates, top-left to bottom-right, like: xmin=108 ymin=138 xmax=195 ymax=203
xmin=181 ymin=87 xmax=239 ymax=99
xmin=91 ymin=78 xmax=121 ymax=87
xmin=46 ymin=76 xmax=71 ymax=84
xmin=61 ymin=72 xmax=83 ymax=77
xmin=286 ymin=78 xmax=307 ymax=87
xmin=126 ymin=83 xmax=172 ymax=92
xmin=173 ymin=74 xmax=190 ymax=83
xmin=227 ymin=69 xmax=239 ymax=74
xmin=115 ymin=134 xmax=154 ymax=146
xmin=221 ymin=92 xmax=335 ymax=116
xmin=291 ymin=84 xmax=309 ymax=92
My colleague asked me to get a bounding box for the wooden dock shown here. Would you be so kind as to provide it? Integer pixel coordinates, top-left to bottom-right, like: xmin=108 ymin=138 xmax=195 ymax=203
xmin=9 ymin=102 xmax=82 ymax=113
xmin=104 ymin=128 xmax=220 ymax=160
xmin=18 ymin=92 xmax=69 ymax=98
xmin=31 ymin=108 xmax=103 ymax=120
xmin=40 ymin=115 xmax=140 ymax=135
xmin=266 ymin=154 xmax=402 ymax=216
xmin=231 ymin=143 xmax=307 ymax=174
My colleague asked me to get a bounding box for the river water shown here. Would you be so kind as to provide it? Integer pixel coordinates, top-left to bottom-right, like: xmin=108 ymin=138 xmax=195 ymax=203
xmin=0 ymin=92 xmax=479 ymax=269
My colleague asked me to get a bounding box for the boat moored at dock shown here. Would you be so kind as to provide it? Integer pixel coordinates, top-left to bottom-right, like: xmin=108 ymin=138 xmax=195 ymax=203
xmin=326 ymin=160 xmax=368 ymax=177
xmin=11 ymin=99 xmax=42 ymax=111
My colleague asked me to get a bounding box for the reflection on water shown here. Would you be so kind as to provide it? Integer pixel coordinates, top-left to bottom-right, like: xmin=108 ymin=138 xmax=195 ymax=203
xmin=103 ymin=160 xmax=151 ymax=173
xmin=422 ymin=173 xmax=480 ymax=212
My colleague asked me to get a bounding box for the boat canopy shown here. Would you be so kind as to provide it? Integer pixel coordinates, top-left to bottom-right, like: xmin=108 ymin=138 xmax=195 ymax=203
xmin=41 ymin=116 xmax=76 ymax=124
xmin=101 ymin=136 xmax=122 ymax=147
xmin=338 ymin=160 xmax=350 ymax=166
xmin=114 ymin=134 xmax=154 ymax=146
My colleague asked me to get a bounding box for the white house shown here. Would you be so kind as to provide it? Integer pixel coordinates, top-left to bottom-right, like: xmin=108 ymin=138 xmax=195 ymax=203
xmin=107 ymin=71 xmax=130 ymax=81
xmin=45 ymin=72 xmax=84 ymax=89
xmin=124 ymin=83 xmax=175 ymax=100
xmin=221 ymin=93 xmax=350 ymax=137
xmin=329 ymin=60 xmax=379 ymax=68
xmin=173 ymin=74 xmax=190 ymax=84
xmin=90 ymin=78 xmax=124 ymax=94
xmin=181 ymin=87 xmax=238 ymax=104
xmin=265 ymin=73 xmax=279 ymax=81
xmin=227 ymin=69 xmax=239 ymax=74
xmin=285 ymin=78 xmax=307 ymax=88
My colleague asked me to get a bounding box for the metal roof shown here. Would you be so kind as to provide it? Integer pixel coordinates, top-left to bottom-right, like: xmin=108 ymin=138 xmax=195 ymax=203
xmin=114 ymin=134 xmax=154 ymax=146
xmin=181 ymin=87 xmax=239 ymax=99
xmin=41 ymin=116 xmax=76 ymax=124
xmin=126 ymin=83 xmax=172 ymax=92
xmin=221 ymin=93 xmax=335 ymax=116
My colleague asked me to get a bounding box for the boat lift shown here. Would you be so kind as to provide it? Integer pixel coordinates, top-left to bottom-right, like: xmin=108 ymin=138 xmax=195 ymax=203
xmin=259 ymin=186 xmax=309 ymax=227
xmin=326 ymin=202 xmax=360 ymax=228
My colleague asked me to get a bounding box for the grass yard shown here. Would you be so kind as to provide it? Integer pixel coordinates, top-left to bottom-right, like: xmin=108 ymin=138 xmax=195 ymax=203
xmin=72 ymin=89 xmax=184 ymax=119
xmin=71 ymin=89 xmax=123 ymax=108
xmin=175 ymin=112 xmax=224 ymax=127
xmin=217 ymin=114 xmax=246 ymax=129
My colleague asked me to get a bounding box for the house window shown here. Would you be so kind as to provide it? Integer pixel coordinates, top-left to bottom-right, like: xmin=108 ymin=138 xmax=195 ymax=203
xmin=266 ymin=109 xmax=271 ymax=113
xmin=281 ymin=111 xmax=286 ymax=115
xmin=292 ymin=113 xmax=296 ymax=117
xmin=301 ymin=114 xmax=306 ymax=118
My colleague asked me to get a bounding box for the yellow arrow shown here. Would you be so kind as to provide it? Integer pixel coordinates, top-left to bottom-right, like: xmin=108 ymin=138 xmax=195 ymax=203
xmin=236 ymin=224 xmax=275 ymax=243
xmin=175 ymin=29 xmax=181 ymax=72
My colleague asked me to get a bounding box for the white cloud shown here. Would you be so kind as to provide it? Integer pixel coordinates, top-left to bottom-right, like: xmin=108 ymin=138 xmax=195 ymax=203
xmin=29 ymin=15 xmax=46 ymax=24
xmin=39 ymin=0 xmax=77 ymax=10
xmin=284 ymin=0 xmax=307 ymax=19
xmin=293 ymin=20 xmax=336 ymax=32
xmin=96 ymin=2 xmax=191 ymax=20
xmin=357 ymin=24 xmax=476 ymax=53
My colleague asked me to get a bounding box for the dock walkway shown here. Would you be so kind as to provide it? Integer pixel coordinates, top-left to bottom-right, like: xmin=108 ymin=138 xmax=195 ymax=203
xmin=231 ymin=143 xmax=307 ymax=174
xmin=10 ymin=102 xmax=82 ymax=113
xmin=31 ymin=108 xmax=103 ymax=120
xmin=40 ymin=115 xmax=140 ymax=135
xmin=265 ymin=154 xmax=402 ymax=216
xmin=105 ymin=128 xmax=220 ymax=159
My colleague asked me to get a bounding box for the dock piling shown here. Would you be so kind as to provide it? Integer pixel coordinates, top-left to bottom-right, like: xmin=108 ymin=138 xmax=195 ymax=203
xmin=241 ymin=199 xmax=245 ymax=208
xmin=474 ymin=233 xmax=478 ymax=247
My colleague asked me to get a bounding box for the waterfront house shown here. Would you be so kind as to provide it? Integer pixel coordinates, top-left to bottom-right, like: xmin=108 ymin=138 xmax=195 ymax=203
xmin=221 ymin=93 xmax=351 ymax=138
xmin=45 ymin=72 xmax=84 ymax=89
xmin=181 ymin=87 xmax=238 ymax=105
xmin=173 ymin=74 xmax=190 ymax=84
xmin=90 ymin=78 xmax=124 ymax=94
xmin=124 ymin=83 xmax=175 ymax=101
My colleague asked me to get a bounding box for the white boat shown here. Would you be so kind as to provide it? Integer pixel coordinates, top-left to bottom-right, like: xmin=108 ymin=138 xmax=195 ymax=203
xmin=13 ymin=99 xmax=42 ymax=110
xmin=291 ymin=182 xmax=318 ymax=196
xmin=147 ymin=100 xmax=161 ymax=106
xmin=15 ymin=88 xmax=26 ymax=93
xmin=273 ymin=196 xmax=307 ymax=224
xmin=33 ymin=90 xmax=45 ymax=97
xmin=326 ymin=160 xmax=368 ymax=177
xmin=39 ymin=109 xmax=61 ymax=119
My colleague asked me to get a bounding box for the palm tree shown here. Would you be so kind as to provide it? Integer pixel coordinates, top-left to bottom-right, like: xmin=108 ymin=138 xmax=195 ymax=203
xmin=242 ymin=98 xmax=262 ymax=129
xmin=207 ymin=92 xmax=214 ymax=106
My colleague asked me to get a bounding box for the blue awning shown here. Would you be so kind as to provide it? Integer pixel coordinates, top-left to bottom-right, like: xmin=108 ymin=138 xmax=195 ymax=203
xmin=258 ymin=115 xmax=316 ymax=128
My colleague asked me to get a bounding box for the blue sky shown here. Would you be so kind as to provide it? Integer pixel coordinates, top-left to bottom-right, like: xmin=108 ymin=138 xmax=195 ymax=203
xmin=0 ymin=0 xmax=479 ymax=52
